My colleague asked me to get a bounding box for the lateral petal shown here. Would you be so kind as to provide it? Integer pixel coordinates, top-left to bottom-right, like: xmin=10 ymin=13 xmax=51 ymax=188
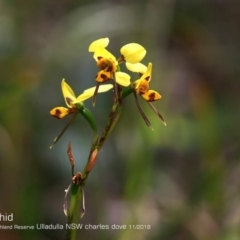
xmin=126 ymin=62 xmax=147 ymax=74
xmin=83 ymin=84 xmax=113 ymax=94
xmin=115 ymin=72 xmax=131 ymax=87
xmin=140 ymin=62 xmax=152 ymax=82
xmin=61 ymin=79 xmax=76 ymax=108
xmin=73 ymin=92 xmax=94 ymax=104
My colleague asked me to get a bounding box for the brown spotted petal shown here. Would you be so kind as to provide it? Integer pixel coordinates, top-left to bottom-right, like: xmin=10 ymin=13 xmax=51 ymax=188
xmin=141 ymin=90 xmax=162 ymax=102
xmin=97 ymin=58 xmax=117 ymax=72
xmin=50 ymin=107 xmax=69 ymax=119
xmin=96 ymin=70 xmax=112 ymax=83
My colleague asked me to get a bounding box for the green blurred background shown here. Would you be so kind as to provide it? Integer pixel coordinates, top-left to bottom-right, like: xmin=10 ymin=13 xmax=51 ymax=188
xmin=0 ymin=0 xmax=240 ymax=239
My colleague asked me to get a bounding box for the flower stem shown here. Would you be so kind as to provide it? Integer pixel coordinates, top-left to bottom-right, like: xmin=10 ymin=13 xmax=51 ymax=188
xmin=66 ymin=107 xmax=97 ymax=240
xmin=66 ymin=84 xmax=134 ymax=240
xmin=66 ymin=183 xmax=84 ymax=240
xmin=79 ymin=107 xmax=99 ymax=181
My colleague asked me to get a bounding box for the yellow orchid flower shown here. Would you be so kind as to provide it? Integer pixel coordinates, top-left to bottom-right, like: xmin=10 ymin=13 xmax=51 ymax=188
xmin=50 ymin=79 xmax=113 ymax=119
xmin=89 ymin=38 xmax=146 ymax=65
xmin=88 ymin=38 xmax=147 ymax=105
xmin=133 ymin=62 xmax=161 ymax=102
xmin=89 ymin=38 xmax=147 ymax=87
xmin=49 ymin=79 xmax=113 ymax=148
xmin=132 ymin=63 xmax=166 ymax=126
xmin=88 ymin=38 xmax=130 ymax=104
xmin=92 ymin=46 xmax=130 ymax=86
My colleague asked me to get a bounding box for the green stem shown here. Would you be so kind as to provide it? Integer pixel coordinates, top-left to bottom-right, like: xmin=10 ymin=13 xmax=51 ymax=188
xmin=80 ymin=107 xmax=99 ymax=180
xmin=96 ymin=85 xmax=133 ymax=150
xmin=66 ymin=107 xmax=97 ymax=240
xmin=97 ymin=101 xmax=121 ymax=150
xmin=66 ymin=85 xmax=134 ymax=240
xmin=66 ymin=184 xmax=84 ymax=240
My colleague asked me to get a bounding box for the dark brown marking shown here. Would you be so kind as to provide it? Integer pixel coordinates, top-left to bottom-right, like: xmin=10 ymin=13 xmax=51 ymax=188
xmin=148 ymin=92 xmax=155 ymax=102
xmin=53 ymin=109 xmax=61 ymax=119
xmin=139 ymin=88 xmax=145 ymax=94
xmin=66 ymin=97 xmax=72 ymax=105
xmin=100 ymin=73 xmax=109 ymax=81
xmin=145 ymin=76 xmax=150 ymax=81
xmin=106 ymin=66 xmax=113 ymax=72
xmin=97 ymin=58 xmax=108 ymax=69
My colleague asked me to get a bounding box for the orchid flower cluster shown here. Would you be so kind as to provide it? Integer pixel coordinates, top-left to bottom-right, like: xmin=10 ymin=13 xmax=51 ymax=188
xmin=49 ymin=38 xmax=165 ymax=236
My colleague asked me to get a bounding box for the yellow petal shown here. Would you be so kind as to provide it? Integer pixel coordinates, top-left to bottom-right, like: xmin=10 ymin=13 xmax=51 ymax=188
xmin=115 ymin=72 xmax=131 ymax=86
xmin=73 ymin=92 xmax=94 ymax=104
xmin=61 ymin=79 xmax=76 ymax=108
xmin=98 ymin=84 xmax=114 ymax=93
xmin=73 ymin=84 xmax=113 ymax=104
xmin=93 ymin=48 xmax=117 ymax=65
xmin=140 ymin=62 xmax=152 ymax=82
xmin=50 ymin=107 xmax=69 ymax=119
xmin=126 ymin=62 xmax=147 ymax=74
xmin=141 ymin=90 xmax=161 ymax=102
xmin=120 ymin=43 xmax=146 ymax=63
xmin=88 ymin=38 xmax=109 ymax=52
xmin=83 ymin=84 xmax=113 ymax=94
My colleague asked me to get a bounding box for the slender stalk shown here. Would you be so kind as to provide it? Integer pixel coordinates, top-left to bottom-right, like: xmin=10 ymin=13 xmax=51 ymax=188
xmin=66 ymin=184 xmax=84 ymax=240
xmin=66 ymin=84 xmax=134 ymax=240
xmin=97 ymin=101 xmax=121 ymax=150
xmin=80 ymin=107 xmax=99 ymax=181
xmin=66 ymin=107 xmax=97 ymax=240
xmin=96 ymin=85 xmax=133 ymax=151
